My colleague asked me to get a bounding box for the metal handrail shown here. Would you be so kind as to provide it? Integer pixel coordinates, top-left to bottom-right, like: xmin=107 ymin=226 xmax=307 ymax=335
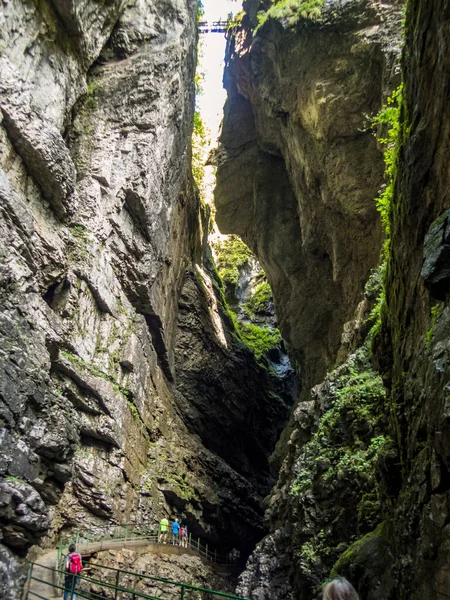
xmin=57 ymin=526 xmax=237 ymax=568
xmin=82 ymin=561 xmax=245 ymax=598
xmin=27 ymin=561 xmax=248 ymax=600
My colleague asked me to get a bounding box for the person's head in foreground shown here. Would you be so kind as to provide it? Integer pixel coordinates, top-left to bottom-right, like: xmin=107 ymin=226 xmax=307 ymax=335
xmin=322 ymin=577 xmax=359 ymax=600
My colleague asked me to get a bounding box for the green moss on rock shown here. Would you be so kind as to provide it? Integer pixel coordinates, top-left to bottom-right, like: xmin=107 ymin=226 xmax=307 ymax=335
xmin=242 ymin=281 xmax=273 ymax=317
xmin=289 ymin=345 xmax=397 ymax=590
xmin=239 ymin=323 xmax=282 ymax=360
xmin=213 ymin=235 xmax=253 ymax=288
xmin=256 ymin=0 xmax=326 ymax=30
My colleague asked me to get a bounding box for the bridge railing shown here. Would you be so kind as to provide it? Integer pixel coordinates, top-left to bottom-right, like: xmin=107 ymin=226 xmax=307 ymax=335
xmin=27 ymin=561 xmax=247 ymax=600
xmin=56 ymin=524 xmax=238 ymax=585
xmin=198 ymin=20 xmax=228 ymax=33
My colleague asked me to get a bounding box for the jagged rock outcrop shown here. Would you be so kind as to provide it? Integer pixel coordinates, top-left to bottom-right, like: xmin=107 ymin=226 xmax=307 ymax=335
xmin=0 ymin=0 xmax=197 ymax=557
xmin=237 ymin=340 xmax=396 ymax=600
xmin=0 ymin=0 xmax=293 ymax=586
xmin=215 ymin=0 xmax=403 ymax=387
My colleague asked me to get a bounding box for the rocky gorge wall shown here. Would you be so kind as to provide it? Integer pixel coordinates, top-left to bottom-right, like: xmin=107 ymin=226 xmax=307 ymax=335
xmin=0 ymin=2 xmax=294 ymax=597
xmin=372 ymin=0 xmax=450 ymax=596
xmin=213 ymin=1 xmax=437 ymax=599
xmin=216 ymin=0 xmax=450 ymax=599
xmin=215 ymin=0 xmax=403 ymax=388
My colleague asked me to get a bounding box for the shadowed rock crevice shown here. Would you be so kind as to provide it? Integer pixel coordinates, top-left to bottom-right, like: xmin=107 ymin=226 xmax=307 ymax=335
xmin=143 ymin=313 xmax=174 ymax=382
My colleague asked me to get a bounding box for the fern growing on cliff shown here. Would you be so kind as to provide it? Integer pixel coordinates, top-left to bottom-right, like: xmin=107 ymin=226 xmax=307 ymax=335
xmin=372 ymin=84 xmax=404 ymax=240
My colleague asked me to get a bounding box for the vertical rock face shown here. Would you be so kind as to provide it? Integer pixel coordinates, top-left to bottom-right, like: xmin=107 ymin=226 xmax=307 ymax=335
xmin=215 ymin=1 xmax=406 ymax=599
xmin=373 ymin=0 xmax=450 ymax=597
xmin=0 ymin=0 xmax=293 ymax=584
xmin=215 ymin=0 xmax=403 ymax=387
xmin=216 ymin=0 xmax=450 ymax=598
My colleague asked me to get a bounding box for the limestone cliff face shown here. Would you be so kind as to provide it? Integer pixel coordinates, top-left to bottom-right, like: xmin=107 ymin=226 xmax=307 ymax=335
xmin=0 ymin=1 xmax=293 ymax=592
xmin=215 ymin=1 xmax=405 ymax=599
xmin=215 ymin=0 xmax=403 ymax=388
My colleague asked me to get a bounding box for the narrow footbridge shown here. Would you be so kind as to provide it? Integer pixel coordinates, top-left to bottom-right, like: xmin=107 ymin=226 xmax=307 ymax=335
xmin=198 ymin=20 xmax=228 ymax=34
xmin=25 ymin=525 xmax=242 ymax=600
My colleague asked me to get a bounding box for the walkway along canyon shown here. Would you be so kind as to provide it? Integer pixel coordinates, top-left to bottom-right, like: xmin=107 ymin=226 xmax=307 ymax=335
xmin=1 ymin=1 xmax=450 ymax=599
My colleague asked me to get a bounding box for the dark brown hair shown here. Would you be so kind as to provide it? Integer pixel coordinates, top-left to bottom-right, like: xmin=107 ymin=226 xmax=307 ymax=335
xmin=323 ymin=577 xmax=359 ymax=600
xmin=68 ymin=543 xmax=76 ymax=553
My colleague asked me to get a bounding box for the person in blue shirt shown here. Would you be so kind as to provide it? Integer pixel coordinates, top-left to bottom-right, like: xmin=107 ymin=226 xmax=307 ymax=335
xmin=171 ymin=518 xmax=180 ymax=545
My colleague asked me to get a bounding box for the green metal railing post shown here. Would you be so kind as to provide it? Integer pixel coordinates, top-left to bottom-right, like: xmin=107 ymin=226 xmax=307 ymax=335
xmin=24 ymin=562 xmax=33 ymax=600
xmin=206 ymin=544 xmax=208 ymax=560
xmin=188 ymin=532 xmax=191 ymax=549
xmin=114 ymin=570 xmax=120 ymax=600
xmin=125 ymin=525 xmax=128 ymax=541
xmin=27 ymin=559 xmax=250 ymax=600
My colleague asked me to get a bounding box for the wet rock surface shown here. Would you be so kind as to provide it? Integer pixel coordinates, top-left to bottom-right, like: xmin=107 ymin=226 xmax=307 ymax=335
xmin=215 ymin=0 xmax=403 ymax=388
xmin=0 ymin=0 xmax=292 ymax=591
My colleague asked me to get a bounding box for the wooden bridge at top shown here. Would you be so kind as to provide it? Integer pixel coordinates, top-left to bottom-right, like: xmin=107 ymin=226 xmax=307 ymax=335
xmin=198 ymin=20 xmax=228 ymax=33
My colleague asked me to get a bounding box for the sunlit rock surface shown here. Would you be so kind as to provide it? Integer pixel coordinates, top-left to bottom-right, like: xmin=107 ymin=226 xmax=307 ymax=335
xmin=0 ymin=0 xmax=293 ymax=584
xmin=215 ymin=0 xmax=403 ymax=388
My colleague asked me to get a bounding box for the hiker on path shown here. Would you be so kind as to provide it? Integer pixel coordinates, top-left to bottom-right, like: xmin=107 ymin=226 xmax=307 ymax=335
xmin=171 ymin=517 xmax=180 ymax=545
xmin=63 ymin=543 xmax=82 ymax=600
xmin=159 ymin=516 xmax=169 ymax=543
xmin=180 ymin=524 xmax=188 ymax=547
xmin=228 ymin=548 xmax=240 ymax=564
xmin=322 ymin=577 xmax=359 ymax=600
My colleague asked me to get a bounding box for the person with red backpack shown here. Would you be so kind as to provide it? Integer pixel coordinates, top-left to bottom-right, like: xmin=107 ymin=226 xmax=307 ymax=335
xmin=64 ymin=543 xmax=83 ymax=600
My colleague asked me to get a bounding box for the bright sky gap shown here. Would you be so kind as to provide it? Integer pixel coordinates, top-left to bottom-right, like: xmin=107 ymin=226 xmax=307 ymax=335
xmin=197 ymin=0 xmax=241 ymax=138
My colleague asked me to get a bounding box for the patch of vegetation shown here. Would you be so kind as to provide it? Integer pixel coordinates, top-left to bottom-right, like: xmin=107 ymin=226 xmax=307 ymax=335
xmin=256 ymin=0 xmax=326 ymax=31
xmin=192 ymin=111 xmax=207 ymax=198
xmin=242 ymin=281 xmax=273 ymax=317
xmin=60 ymin=350 xmax=131 ymax=399
xmin=291 ymin=356 xmax=389 ymax=496
xmin=196 ymin=0 xmax=204 ymax=23
xmin=127 ymin=399 xmax=139 ymax=419
xmin=213 ymin=235 xmax=253 ymax=288
xmin=426 ymin=301 xmax=445 ymax=346
xmin=84 ymin=80 xmax=98 ymax=112
xmin=67 ymin=224 xmax=90 ymax=263
xmin=6 ymin=475 xmax=26 ymax=485
xmin=239 ymin=323 xmax=281 ymax=359
xmin=164 ymin=472 xmax=199 ymax=502
xmin=290 ymin=345 xmax=396 ymax=584
xmin=226 ymin=10 xmax=245 ymax=33
xmin=364 ymin=264 xmax=386 ymax=338
xmin=371 ymin=84 xmax=404 ymax=244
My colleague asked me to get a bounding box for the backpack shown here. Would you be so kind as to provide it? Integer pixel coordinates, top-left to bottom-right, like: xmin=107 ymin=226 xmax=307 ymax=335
xmin=67 ymin=553 xmax=82 ymax=575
